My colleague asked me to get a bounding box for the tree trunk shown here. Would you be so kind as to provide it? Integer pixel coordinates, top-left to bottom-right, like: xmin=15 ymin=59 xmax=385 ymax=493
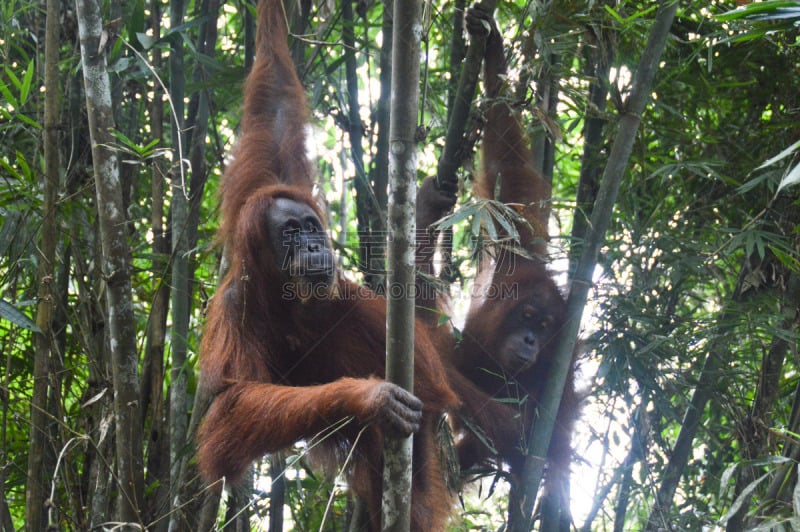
xmin=170 ymin=1 xmax=221 ymax=525
xmin=75 ymin=0 xmax=144 ymax=524
xmin=166 ymin=2 xmax=190 ymax=530
xmin=382 ymin=0 xmax=422 ymax=528
xmin=139 ymin=3 xmax=171 ymax=529
xmin=63 ymin=65 xmax=116 ymax=530
xmin=26 ymin=0 xmax=61 ymax=528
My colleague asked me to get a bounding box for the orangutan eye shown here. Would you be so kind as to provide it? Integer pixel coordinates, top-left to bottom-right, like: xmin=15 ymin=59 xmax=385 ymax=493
xmin=280 ymin=221 xmax=301 ymax=245
xmin=282 ymin=220 xmax=300 ymax=232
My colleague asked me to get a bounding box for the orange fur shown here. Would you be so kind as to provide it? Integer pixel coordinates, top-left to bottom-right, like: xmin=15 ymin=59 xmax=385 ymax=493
xmin=198 ymin=1 xmax=459 ymax=529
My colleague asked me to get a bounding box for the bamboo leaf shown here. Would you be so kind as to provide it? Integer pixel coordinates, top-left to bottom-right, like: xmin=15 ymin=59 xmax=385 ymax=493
xmin=756 ymin=139 xmax=800 ymax=170
xmin=717 ymin=1 xmax=800 ymax=22
xmin=0 ymin=299 xmax=41 ymax=333
xmin=15 ymin=112 xmax=41 ymax=129
xmin=490 ymin=203 xmax=521 ymax=243
xmin=19 ymin=59 xmax=35 ymax=105
xmin=719 ymin=471 xmax=771 ymax=524
xmin=4 ymin=66 xmax=21 ymax=90
xmin=0 ymin=157 xmax=22 ymax=181
xmin=81 ymin=387 xmax=109 ymax=409
xmin=470 ymin=208 xmax=485 ymax=238
xmin=0 ymin=78 xmax=18 ymax=108
xmin=433 ymin=200 xmax=478 ymax=231
xmin=483 ymin=209 xmax=498 ymax=242
xmin=756 ymin=234 xmax=765 ymax=259
xmin=777 ymin=161 xmax=800 ymax=192
xmin=15 ymin=151 xmax=32 ymax=180
xmin=604 ymin=4 xmax=658 ymax=24
xmin=603 ymin=5 xmax=624 ymax=24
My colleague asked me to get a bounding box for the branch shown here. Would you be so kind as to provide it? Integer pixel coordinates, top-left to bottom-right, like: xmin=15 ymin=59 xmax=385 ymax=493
xmin=436 ymin=0 xmax=498 ymax=191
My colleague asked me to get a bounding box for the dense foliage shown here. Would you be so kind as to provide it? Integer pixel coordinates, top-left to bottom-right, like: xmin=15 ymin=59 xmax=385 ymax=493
xmin=0 ymin=0 xmax=799 ymax=530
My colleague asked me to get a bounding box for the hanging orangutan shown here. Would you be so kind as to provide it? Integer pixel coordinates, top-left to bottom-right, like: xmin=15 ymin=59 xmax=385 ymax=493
xmin=415 ymin=5 xmax=578 ymax=530
xmin=196 ymin=1 xmax=459 ymax=529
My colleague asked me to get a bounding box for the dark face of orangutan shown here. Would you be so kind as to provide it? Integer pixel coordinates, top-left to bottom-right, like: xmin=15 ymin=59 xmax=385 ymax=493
xmin=266 ymin=197 xmax=334 ymax=289
xmin=495 ymin=298 xmax=562 ymax=373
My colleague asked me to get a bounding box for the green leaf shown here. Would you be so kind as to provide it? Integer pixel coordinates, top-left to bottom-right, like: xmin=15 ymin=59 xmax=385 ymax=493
xmin=0 ymin=157 xmax=22 ymax=181
xmin=717 ymin=1 xmax=800 ymax=22
xmin=604 ymin=4 xmax=657 ymax=24
xmin=0 ymin=299 xmax=41 ymax=333
xmin=19 ymin=59 xmax=34 ymax=105
xmin=162 ymin=16 xmax=209 ymax=40
xmin=15 ymin=112 xmax=41 ymax=130
xmin=603 ymin=5 xmax=624 ymax=24
xmin=483 ymin=210 xmax=498 ymax=242
xmin=136 ymin=32 xmax=156 ymax=50
xmin=470 ymin=207 xmax=485 ymax=238
xmin=110 ymin=129 xmax=161 ymax=158
xmin=4 ymin=66 xmax=21 ymax=90
xmin=0 ymin=78 xmax=18 ymax=108
xmin=771 ymin=246 xmax=800 ymax=272
xmin=736 ymin=169 xmax=775 ymax=195
xmin=756 ymin=233 xmax=765 ymax=259
xmin=15 ymin=151 xmax=32 ymax=180
xmin=126 ymin=0 xmax=146 ymax=49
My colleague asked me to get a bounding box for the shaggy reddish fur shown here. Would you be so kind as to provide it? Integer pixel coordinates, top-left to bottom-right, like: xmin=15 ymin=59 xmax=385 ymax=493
xmin=415 ymin=7 xmax=578 ymax=529
xmin=197 ymin=1 xmax=459 ymax=529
